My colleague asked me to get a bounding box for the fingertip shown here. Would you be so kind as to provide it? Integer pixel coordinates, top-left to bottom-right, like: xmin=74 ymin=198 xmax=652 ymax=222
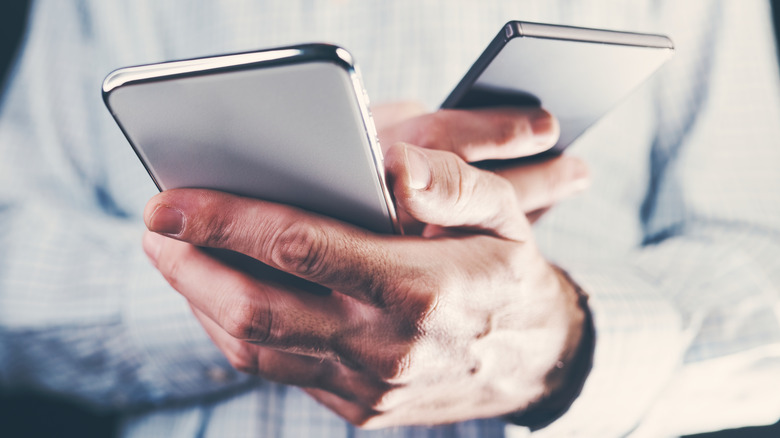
xmin=143 ymin=196 xmax=161 ymax=229
xmin=143 ymin=189 xmax=217 ymax=236
xmin=383 ymin=142 xmax=406 ymax=194
xmin=403 ymin=144 xmax=432 ymax=191
xmin=384 ymin=143 xmax=436 ymax=227
xmin=565 ymin=157 xmax=591 ymax=192
xmin=146 ymin=204 xmax=186 ymax=235
xmin=530 ymin=108 xmax=560 ymax=152
xmin=383 ymin=142 xmax=406 ymax=170
xmin=385 ymin=142 xmax=431 ymax=195
xmin=143 ymin=190 xmax=182 ymax=230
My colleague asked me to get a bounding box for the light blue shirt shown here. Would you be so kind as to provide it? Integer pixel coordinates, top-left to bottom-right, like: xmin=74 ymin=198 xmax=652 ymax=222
xmin=1 ymin=1 xmax=779 ymax=437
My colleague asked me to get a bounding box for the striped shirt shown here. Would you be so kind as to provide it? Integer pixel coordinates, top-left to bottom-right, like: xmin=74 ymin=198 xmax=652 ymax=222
xmin=0 ymin=1 xmax=779 ymax=437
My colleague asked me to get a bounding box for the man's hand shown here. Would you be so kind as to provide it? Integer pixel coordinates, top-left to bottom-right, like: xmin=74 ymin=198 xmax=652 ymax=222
xmin=374 ymin=102 xmax=589 ymax=225
xmin=140 ymin=105 xmax=589 ymax=427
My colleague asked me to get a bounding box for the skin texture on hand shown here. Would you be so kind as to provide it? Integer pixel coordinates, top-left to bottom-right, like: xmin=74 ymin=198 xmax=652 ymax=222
xmin=141 ymin=103 xmax=590 ymax=428
xmin=374 ymin=102 xmax=589 ymax=227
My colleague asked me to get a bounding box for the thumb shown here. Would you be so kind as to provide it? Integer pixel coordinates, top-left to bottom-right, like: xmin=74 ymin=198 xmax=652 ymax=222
xmin=385 ymin=143 xmax=528 ymax=241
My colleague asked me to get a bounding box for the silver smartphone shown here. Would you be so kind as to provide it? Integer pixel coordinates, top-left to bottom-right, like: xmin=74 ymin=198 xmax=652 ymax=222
xmin=103 ymin=44 xmax=400 ymax=234
xmin=442 ymin=21 xmax=674 ymax=157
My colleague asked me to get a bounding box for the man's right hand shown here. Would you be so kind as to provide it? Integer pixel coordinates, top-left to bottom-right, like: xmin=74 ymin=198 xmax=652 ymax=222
xmin=141 ymin=100 xmax=595 ymax=428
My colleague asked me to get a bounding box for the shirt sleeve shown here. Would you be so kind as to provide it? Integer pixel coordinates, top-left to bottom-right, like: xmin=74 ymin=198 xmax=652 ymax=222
xmin=510 ymin=2 xmax=780 ymax=437
xmin=0 ymin=0 xmax=253 ymax=410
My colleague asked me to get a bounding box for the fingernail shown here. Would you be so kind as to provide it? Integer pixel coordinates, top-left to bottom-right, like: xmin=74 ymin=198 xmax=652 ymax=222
xmin=142 ymin=231 xmax=163 ymax=266
xmin=148 ymin=205 xmax=185 ymax=235
xmin=531 ymin=110 xmax=557 ymax=145
xmin=405 ymin=145 xmax=431 ymax=190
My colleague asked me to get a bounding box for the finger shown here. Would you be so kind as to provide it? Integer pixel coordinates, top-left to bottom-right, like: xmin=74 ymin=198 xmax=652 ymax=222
xmin=395 ymin=156 xmax=589 ymax=233
xmin=304 ymin=388 xmax=380 ymax=428
xmin=385 ymin=143 xmax=528 ymax=241
xmin=372 ymin=101 xmax=428 ymax=133
xmin=192 ymin=305 xmax=398 ymax=409
xmin=381 ymin=107 xmax=559 ymax=162
xmin=142 ymin=230 xmax=354 ymax=354
xmin=304 ymin=387 xmax=431 ymax=429
xmin=526 ymin=207 xmax=551 ymax=224
xmin=191 ymin=305 xmax=332 ymax=382
xmin=144 ymin=189 xmax=433 ymax=304
xmin=494 ymin=155 xmax=590 ymax=214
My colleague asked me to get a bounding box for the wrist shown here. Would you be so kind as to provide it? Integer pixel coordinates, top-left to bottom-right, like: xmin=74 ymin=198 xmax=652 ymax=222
xmin=505 ymin=267 xmax=595 ymax=430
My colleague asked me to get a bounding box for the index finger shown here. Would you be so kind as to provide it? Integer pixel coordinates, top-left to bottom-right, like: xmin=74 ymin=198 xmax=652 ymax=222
xmin=144 ymin=189 xmax=429 ymax=305
xmin=379 ymin=107 xmax=559 ymax=162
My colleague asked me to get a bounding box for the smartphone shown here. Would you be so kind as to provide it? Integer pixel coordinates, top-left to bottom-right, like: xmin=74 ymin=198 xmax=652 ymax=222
xmin=442 ymin=21 xmax=674 ymax=156
xmin=103 ymin=44 xmax=400 ymax=235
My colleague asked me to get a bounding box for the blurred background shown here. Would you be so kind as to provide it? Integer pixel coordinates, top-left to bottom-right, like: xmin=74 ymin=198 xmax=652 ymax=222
xmin=1 ymin=1 xmax=779 ymax=437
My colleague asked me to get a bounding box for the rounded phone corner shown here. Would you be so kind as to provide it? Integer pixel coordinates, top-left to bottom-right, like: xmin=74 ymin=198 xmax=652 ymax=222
xmin=296 ymin=43 xmax=357 ymax=74
xmin=333 ymin=47 xmax=355 ymax=67
xmin=102 ymin=68 xmax=125 ymax=96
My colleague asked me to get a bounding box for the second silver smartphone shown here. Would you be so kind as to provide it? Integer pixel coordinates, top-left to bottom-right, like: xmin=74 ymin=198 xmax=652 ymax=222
xmin=103 ymin=44 xmax=399 ymax=234
xmin=443 ymin=21 xmax=674 ymax=155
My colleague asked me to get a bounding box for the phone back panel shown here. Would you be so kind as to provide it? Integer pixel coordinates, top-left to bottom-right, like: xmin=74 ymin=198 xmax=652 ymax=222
xmin=105 ymin=55 xmax=396 ymax=234
xmin=443 ymin=22 xmax=673 ymax=154
xmin=474 ymin=35 xmax=671 ymax=150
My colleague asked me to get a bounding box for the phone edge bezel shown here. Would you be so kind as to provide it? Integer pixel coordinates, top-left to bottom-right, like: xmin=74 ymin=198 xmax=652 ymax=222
xmin=102 ymin=43 xmax=402 ymax=235
xmin=440 ymin=21 xmax=674 ymax=109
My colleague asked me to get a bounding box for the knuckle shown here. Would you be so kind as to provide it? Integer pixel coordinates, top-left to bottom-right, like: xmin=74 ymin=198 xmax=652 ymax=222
xmin=227 ymin=350 xmax=260 ymax=375
xmin=368 ymin=389 xmax=399 ymax=413
xmin=177 ymin=195 xmax=237 ymax=247
xmin=200 ymin=210 xmax=240 ymax=248
xmin=378 ymin=268 xmax=444 ymax=319
xmin=403 ymin=283 xmax=444 ymax=328
xmin=447 ymin=158 xmax=478 ymax=213
xmin=419 ymin=280 xmax=445 ymax=326
xmin=222 ymin=314 xmax=258 ymax=343
xmin=222 ymin=294 xmax=272 ymax=343
xmin=374 ymin=349 xmax=415 ymax=383
xmin=157 ymin=249 xmax=184 ymax=291
xmin=271 ymin=221 xmax=329 ymax=278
